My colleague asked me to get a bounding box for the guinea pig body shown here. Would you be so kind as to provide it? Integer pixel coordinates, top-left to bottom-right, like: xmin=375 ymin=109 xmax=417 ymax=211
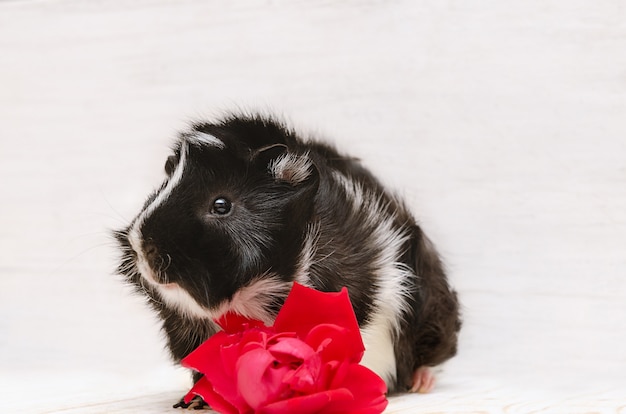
xmin=115 ymin=114 xmax=461 ymax=393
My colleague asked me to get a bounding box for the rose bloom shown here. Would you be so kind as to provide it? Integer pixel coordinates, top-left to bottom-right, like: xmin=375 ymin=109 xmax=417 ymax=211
xmin=182 ymin=283 xmax=388 ymax=414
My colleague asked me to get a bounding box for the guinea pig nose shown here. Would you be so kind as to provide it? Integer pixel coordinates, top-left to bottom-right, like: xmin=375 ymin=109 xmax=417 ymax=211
xmin=143 ymin=240 xmax=159 ymax=262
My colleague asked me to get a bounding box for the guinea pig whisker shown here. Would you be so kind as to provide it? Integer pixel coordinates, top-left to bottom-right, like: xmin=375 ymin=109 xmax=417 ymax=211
xmin=163 ymin=254 xmax=173 ymax=273
xmin=99 ymin=187 xmax=132 ymax=224
xmin=117 ymin=261 xmax=135 ymax=274
xmin=187 ymin=274 xmax=211 ymax=309
xmin=52 ymin=242 xmax=117 ymax=274
xmin=138 ymin=276 xmax=164 ymax=307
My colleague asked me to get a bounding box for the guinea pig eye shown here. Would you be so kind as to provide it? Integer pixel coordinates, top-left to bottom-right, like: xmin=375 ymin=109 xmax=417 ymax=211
xmin=211 ymin=197 xmax=232 ymax=216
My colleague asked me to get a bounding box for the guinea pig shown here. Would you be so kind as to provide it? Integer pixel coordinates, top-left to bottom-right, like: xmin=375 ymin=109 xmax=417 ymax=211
xmin=114 ymin=113 xmax=461 ymax=404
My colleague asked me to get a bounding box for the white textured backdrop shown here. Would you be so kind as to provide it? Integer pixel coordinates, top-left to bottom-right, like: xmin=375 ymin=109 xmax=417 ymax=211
xmin=1 ymin=1 xmax=625 ymax=413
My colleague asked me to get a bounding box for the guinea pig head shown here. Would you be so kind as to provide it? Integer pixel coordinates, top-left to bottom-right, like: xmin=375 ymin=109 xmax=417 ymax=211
xmin=115 ymin=131 xmax=319 ymax=323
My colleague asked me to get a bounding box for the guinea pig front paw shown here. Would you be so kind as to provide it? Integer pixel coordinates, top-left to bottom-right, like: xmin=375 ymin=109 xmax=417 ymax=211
xmin=410 ymin=366 xmax=436 ymax=394
xmin=173 ymin=395 xmax=208 ymax=410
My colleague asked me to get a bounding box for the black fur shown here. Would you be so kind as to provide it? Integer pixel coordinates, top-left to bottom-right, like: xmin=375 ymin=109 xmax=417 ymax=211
xmin=114 ymin=113 xmax=461 ymax=394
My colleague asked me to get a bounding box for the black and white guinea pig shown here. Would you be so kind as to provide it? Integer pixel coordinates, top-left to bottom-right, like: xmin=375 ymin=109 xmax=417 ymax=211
xmin=114 ymin=113 xmax=461 ymax=396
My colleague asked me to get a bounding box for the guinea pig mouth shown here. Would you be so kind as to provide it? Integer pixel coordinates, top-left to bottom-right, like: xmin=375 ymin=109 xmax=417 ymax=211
xmin=134 ymin=251 xmax=175 ymax=287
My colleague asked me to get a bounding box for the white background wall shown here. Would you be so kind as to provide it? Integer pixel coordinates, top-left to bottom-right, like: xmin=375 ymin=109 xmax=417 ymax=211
xmin=1 ymin=1 xmax=625 ymax=412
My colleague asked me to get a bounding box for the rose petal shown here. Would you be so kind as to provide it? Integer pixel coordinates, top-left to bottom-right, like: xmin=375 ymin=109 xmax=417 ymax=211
xmin=327 ymin=359 xmax=350 ymax=390
xmin=257 ymin=388 xmax=354 ymax=414
xmin=181 ymin=332 xmax=250 ymax=412
xmin=305 ymin=323 xmax=363 ymax=364
xmin=220 ymin=341 xmax=245 ymax=375
xmin=238 ymin=329 xmax=271 ymax=356
xmin=316 ymin=360 xmax=340 ymax=391
xmin=283 ymin=353 xmax=322 ymax=394
xmin=216 ymin=311 xmax=267 ymax=333
xmin=184 ymin=376 xmax=240 ymax=414
xmin=181 ymin=331 xmax=229 ymax=374
xmin=273 ymin=284 xmax=364 ymax=362
xmin=181 ymin=284 xmax=388 ymax=414
xmin=237 ymin=348 xmax=291 ymax=409
xmin=324 ymin=364 xmax=388 ymax=414
xmin=268 ymin=337 xmax=316 ymax=363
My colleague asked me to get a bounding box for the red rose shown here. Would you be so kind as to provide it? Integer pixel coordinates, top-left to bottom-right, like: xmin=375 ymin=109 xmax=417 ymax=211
xmin=181 ymin=283 xmax=388 ymax=414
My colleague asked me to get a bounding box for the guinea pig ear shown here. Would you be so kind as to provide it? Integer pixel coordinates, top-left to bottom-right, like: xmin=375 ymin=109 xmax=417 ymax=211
xmin=250 ymin=143 xmax=288 ymax=167
xmin=251 ymin=144 xmax=318 ymax=187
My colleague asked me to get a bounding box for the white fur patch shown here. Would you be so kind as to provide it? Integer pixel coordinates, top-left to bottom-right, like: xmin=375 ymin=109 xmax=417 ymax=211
xmin=331 ymin=170 xmax=415 ymax=385
xmin=213 ymin=275 xmax=293 ymax=325
xmin=186 ymin=132 xmax=225 ymax=149
xmin=141 ymin=273 xmax=292 ymax=325
xmin=360 ymin=314 xmax=398 ymax=386
xmin=293 ymin=222 xmax=320 ymax=287
xmin=331 ymin=170 xmax=364 ymax=208
xmin=270 ymin=152 xmax=312 ymax=185
xmin=131 ymin=141 xmax=189 ymax=239
xmin=155 ymin=282 xmax=214 ymax=320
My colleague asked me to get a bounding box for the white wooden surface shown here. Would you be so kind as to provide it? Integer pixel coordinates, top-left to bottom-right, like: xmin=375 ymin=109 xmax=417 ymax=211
xmin=1 ymin=1 xmax=625 ymax=413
